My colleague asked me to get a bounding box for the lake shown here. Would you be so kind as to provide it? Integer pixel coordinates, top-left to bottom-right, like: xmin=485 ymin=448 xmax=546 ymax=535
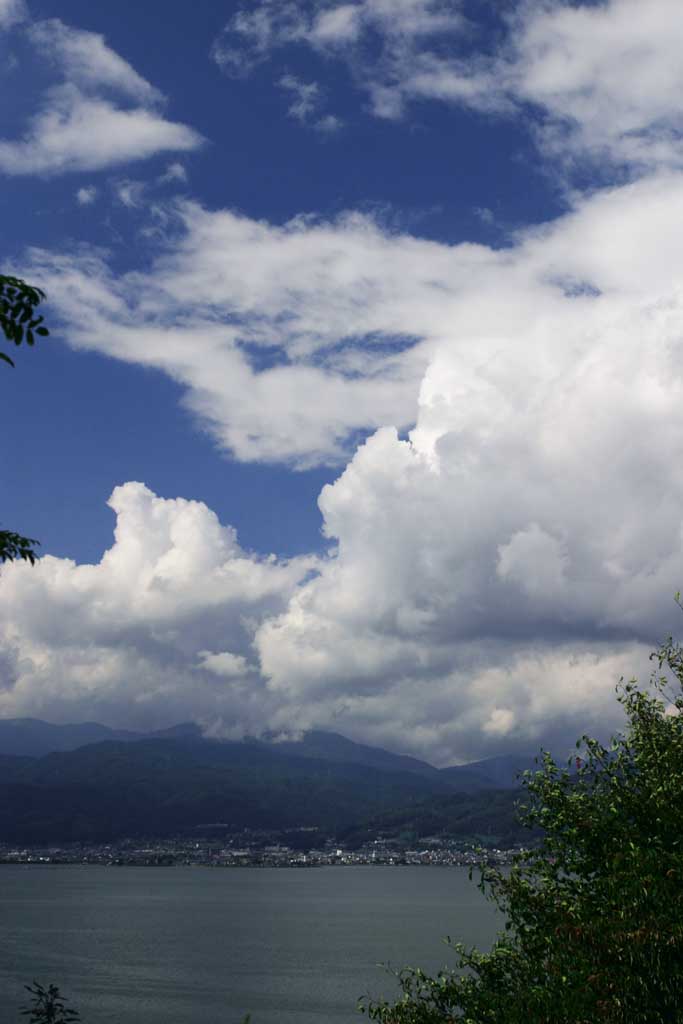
xmin=0 ymin=865 xmax=503 ymax=1024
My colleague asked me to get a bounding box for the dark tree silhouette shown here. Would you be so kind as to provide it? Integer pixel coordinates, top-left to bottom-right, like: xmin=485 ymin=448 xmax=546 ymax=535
xmin=21 ymin=982 xmax=80 ymax=1024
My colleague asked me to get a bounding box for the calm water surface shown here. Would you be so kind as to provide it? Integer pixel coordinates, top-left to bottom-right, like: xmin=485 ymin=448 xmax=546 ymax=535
xmin=0 ymin=865 xmax=502 ymax=1024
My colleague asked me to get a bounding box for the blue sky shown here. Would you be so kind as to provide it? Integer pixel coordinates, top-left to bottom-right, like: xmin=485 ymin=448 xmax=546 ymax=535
xmin=2 ymin=0 xmax=683 ymax=764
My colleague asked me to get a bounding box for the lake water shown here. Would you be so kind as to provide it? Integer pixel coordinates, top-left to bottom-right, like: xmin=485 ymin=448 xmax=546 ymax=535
xmin=0 ymin=865 xmax=503 ymax=1024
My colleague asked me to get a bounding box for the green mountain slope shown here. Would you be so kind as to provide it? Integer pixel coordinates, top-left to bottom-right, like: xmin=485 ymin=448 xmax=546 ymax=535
xmin=0 ymin=737 xmax=457 ymax=843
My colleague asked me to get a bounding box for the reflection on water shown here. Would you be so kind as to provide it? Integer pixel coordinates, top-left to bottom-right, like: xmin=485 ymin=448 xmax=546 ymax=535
xmin=0 ymin=865 xmax=502 ymax=1024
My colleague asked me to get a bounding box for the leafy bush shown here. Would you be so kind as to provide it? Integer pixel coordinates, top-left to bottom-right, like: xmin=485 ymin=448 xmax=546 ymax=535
xmin=363 ymin=634 xmax=683 ymax=1023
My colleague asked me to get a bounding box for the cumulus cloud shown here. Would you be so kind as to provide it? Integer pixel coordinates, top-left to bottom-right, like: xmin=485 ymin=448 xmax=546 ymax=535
xmin=245 ymin=171 xmax=683 ymax=760
xmin=213 ymin=0 xmax=683 ymax=172
xmin=0 ymin=483 xmax=315 ymax=734
xmin=0 ymin=19 xmax=202 ymax=175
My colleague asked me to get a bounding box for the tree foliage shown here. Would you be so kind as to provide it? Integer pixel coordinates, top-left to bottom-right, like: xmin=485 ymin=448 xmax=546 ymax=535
xmin=1 ymin=275 xmax=49 ymax=368
xmin=363 ymin=634 xmax=683 ymax=1023
xmin=20 ymin=982 xmax=80 ymax=1024
xmin=1 ymin=273 xmax=49 ymax=566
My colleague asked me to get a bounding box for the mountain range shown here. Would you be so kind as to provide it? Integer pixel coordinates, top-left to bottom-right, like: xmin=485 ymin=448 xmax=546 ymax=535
xmin=0 ymin=718 xmax=538 ymax=846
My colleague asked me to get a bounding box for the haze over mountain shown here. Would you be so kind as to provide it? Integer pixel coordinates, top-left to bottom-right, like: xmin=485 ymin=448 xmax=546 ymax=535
xmin=0 ymin=718 xmax=204 ymax=758
xmin=0 ymin=718 xmax=141 ymax=757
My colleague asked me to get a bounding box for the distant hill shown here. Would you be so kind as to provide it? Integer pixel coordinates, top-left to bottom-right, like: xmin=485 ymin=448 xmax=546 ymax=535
xmin=440 ymin=754 xmax=539 ymax=791
xmin=0 ymin=718 xmax=533 ymax=789
xmin=0 ymin=736 xmax=456 ymax=844
xmin=0 ymin=717 xmax=211 ymax=757
xmin=0 ymin=718 xmax=140 ymax=757
xmin=255 ymin=729 xmax=441 ymax=780
xmin=338 ymin=788 xmax=531 ymax=850
xmin=0 ymin=718 xmax=537 ymax=845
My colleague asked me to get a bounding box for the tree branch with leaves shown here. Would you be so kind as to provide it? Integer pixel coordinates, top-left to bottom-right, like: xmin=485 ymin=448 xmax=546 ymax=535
xmin=1 ymin=273 xmax=49 ymax=565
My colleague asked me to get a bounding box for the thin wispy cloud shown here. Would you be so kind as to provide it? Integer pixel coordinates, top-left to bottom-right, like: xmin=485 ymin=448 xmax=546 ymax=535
xmin=114 ymin=178 xmax=146 ymax=208
xmin=159 ymin=161 xmax=188 ymax=184
xmin=278 ymin=73 xmax=343 ymax=131
xmin=279 ymin=74 xmax=321 ymax=121
xmin=213 ymin=0 xmax=683 ymax=173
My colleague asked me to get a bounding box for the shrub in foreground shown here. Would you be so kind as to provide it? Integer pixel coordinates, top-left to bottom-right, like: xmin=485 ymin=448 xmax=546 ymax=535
xmin=363 ymin=635 xmax=683 ymax=1024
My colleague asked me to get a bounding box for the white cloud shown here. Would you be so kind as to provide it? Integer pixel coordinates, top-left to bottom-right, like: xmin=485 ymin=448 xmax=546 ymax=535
xmin=211 ymin=2 xmax=310 ymax=76
xmin=248 ymin=174 xmax=683 ymax=760
xmin=28 ymin=19 xmax=160 ymax=103
xmin=213 ymin=0 xmax=466 ymax=90
xmin=473 ymin=206 xmax=494 ymax=226
xmin=76 ymin=185 xmax=97 ymax=205
xmin=159 ymin=161 xmax=188 ymax=184
xmin=114 ymin=178 xmax=146 ymax=208
xmin=278 ymin=73 xmax=342 ymax=131
xmin=24 ymin=203 xmax=432 ymax=466
xmin=213 ymin=0 xmax=683 ymax=172
xmin=310 ymin=4 xmax=362 ymax=45
xmin=279 ymin=73 xmax=322 ymax=121
xmin=0 ymin=483 xmax=315 ymax=735
xmin=315 ymin=113 xmax=343 ymax=133
xmin=212 ymin=1 xmax=478 ymax=122
xmin=0 ymin=19 xmax=203 ymax=176
xmin=0 ymin=0 xmax=25 ymax=29
xmin=507 ymin=0 xmax=683 ymax=171
xmin=197 ymin=650 xmax=253 ymax=677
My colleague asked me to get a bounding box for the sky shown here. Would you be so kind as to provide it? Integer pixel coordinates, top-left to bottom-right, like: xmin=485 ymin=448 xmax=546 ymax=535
xmin=2 ymin=0 xmax=683 ymax=766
